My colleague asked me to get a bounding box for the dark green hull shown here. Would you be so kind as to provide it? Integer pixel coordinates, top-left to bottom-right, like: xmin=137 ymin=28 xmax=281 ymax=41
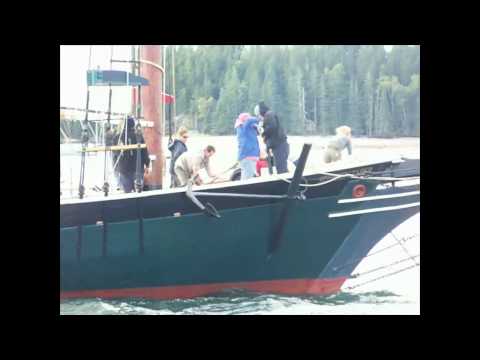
xmin=60 ymin=159 xmax=420 ymax=299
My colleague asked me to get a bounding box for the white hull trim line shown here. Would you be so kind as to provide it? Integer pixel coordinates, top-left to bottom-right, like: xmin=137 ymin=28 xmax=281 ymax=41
xmin=329 ymin=202 xmax=420 ymax=218
xmin=338 ymin=190 xmax=420 ymax=204
xmin=376 ymin=179 xmax=420 ymax=190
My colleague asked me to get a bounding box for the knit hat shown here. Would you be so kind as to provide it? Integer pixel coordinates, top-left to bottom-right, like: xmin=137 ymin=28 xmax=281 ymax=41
xmin=258 ymin=101 xmax=269 ymax=116
xmin=234 ymin=112 xmax=250 ymax=128
xmin=127 ymin=116 xmax=136 ymax=130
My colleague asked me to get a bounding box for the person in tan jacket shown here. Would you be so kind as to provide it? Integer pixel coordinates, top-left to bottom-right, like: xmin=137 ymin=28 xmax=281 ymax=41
xmin=323 ymin=125 xmax=353 ymax=163
xmin=174 ymin=145 xmax=218 ymax=186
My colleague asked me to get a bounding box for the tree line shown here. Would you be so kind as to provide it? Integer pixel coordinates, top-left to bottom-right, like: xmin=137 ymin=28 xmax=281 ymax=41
xmin=167 ymin=45 xmax=420 ymax=137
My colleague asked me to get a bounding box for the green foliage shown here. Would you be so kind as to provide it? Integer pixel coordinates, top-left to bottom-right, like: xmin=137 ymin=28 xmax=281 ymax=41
xmin=171 ymin=45 xmax=420 ymax=137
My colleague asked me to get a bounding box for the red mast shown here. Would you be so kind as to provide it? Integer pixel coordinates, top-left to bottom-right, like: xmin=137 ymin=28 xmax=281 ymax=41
xmin=140 ymin=45 xmax=164 ymax=190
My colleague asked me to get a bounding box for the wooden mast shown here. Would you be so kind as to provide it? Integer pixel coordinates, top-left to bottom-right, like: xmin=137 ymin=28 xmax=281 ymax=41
xmin=140 ymin=45 xmax=164 ymax=190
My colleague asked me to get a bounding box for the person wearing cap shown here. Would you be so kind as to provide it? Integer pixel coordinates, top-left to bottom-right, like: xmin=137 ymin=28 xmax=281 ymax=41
xmin=254 ymin=101 xmax=290 ymax=174
xmin=235 ymin=112 xmax=260 ymax=180
xmin=168 ymin=126 xmax=189 ymax=187
xmin=323 ymin=125 xmax=353 ymax=163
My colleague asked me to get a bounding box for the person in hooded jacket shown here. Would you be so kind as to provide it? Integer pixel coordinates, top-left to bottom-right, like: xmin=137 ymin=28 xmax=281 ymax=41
xmin=168 ymin=126 xmax=189 ymax=187
xmin=235 ymin=112 xmax=260 ymax=180
xmin=112 ymin=116 xmax=150 ymax=193
xmin=254 ymin=101 xmax=290 ymax=174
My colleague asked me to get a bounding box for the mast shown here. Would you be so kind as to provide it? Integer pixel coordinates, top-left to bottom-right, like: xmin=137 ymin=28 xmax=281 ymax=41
xmin=171 ymin=46 xmax=176 ymax=130
xmin=140 ymin=45 xmax=164 ymax=190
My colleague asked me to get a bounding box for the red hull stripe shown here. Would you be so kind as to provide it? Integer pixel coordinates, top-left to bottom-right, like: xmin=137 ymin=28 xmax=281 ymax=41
xmin=61 ymin=277 xmax=348 ymax=300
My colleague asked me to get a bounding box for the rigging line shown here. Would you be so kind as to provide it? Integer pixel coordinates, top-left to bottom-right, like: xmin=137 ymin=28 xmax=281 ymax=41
xmin=351 ymin=175 xmax=420 ymax=182
xmin=344 ymin=264 xmax=419 ymax=290
xmin=102 ymin=45 xmax=114 ymax=197
xmin=60 ymin=106 xmax=129 ymax=117
xmin=60 ymin=127 xmax=70 ymax=142
xmin=163 ymin=46 xmax=166 ymax=148
xmin=60 ymin=119 xmax=72 ymax=140
xmin=275 ymin=171 xmax=419 ymax=188
xmin=79 ymin=45 xmax=93 ymax=199
xmin=110 ymin=154 xmax=122 ymax=174
xmin=390 ymin=231 xmax=419 ymax=266
xmin=332 ymin=233 xmax=420 ymax=272
xmin=350 ymin=255 xmax=420 ymax=279
xmin=275 ymin=173 xmax=352 ymax=187
xmin=167 ymin=46 xmax=173 ymax=144
xmin=172 ymin=45 xmax=176 ymax=132
xmin=110 ymin=115 xmax=127 ymax=171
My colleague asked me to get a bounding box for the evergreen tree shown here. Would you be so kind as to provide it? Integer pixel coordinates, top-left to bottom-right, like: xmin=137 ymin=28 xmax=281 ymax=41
xmin=169 ymin=45 xmax=419 ymax=138
xmin=365 ymin=71 xmax=376 ymax=137
xmin=326 ymin=63 xmax=348 ymax=132
xmin=285 ymin=68 xmax=304 ymax=134
xmin=318 ymin=72 xmax=331 ymax=135
xmin=212 ymin=66 xmax=241 ymax=135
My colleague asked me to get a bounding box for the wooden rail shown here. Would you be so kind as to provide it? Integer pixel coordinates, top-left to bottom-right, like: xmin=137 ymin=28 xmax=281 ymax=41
xmin=81 ymin=144 xmax=147 ymax=153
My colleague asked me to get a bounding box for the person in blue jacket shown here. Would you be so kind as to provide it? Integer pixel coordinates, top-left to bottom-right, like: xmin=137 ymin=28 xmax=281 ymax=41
xmin=235 ymin=112 xmax=260 ymax=180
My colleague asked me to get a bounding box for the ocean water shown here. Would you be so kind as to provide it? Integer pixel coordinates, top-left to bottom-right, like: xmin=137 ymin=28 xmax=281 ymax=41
xmin=60 ymin=136 xmax=420 ymax=315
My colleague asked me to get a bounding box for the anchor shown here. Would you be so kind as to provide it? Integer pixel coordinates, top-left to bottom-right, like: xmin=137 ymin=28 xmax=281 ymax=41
xmin=268 ymin=143 xmax=312 ymax=256
xmin=185 ymin=181 xmax=221 ymax=218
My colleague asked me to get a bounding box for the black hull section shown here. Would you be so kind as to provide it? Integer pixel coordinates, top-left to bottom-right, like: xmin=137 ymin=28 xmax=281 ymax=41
xmin=60 ymin=158 xmax=420 ymax=299
xmin=321 ymin=184 xmax=420 ymax=279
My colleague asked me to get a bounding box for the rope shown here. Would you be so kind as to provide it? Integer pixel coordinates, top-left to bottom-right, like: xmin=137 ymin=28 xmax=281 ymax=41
xmin=274 ymin=170 xmax=419 ymax=189
xmin=351 ymin=175 xmax=420 ymax=182
xmin=390 ymin=231 xmax=419 ymax=266
xmin=274 ymin=172 xmax=352 ymax=187
xmin=108 ymin=118 xmax=126 ymax=177
xmin=102 ymin=45 xmax=114 ymax=197
xmin=134 ymin=118 xmax=143 ymax=193
xmin=111 ymin=150 xmax=123 ymax=173
xmin=350 ymin=255 xmax=419 ymax=279
xmin=167 ymin=46 xmax=173 ymax=145
xmin=332 ymin=233 xmax=419 ymax=272
xmin=79 ymin=45 xmax=93 ymax=199
xmin=345 ymin=264 xmax=419 ymax=290
xmin=136 ymin=46 xmax=142 ymax=120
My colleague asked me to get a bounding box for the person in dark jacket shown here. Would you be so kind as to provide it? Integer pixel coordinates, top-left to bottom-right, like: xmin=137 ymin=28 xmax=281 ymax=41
xmin=112 ymin=116 xmax=150 ymax=193
xmin=254 ymin=101 xmax=290 ymax=174
xmin=168 ymin=126 xmax=189 ymax=187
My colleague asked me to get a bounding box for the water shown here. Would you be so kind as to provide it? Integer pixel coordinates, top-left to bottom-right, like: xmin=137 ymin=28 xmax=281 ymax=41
xmin=60 ymin=136 xmax=420 ymax=315
xmin=60 ymin=291 xmax=415 ymax=315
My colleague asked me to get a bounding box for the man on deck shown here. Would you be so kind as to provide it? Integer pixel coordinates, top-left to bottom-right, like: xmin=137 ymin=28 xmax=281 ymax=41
xmin=174 ymin=145 xmax=218 ymax=187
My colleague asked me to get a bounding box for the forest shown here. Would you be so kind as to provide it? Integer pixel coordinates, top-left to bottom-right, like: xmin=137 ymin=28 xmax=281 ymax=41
xmin=168 ymin=45 xmax=420 ymax=137
xmin=60 ymin=45 xmax=420 ymax=142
